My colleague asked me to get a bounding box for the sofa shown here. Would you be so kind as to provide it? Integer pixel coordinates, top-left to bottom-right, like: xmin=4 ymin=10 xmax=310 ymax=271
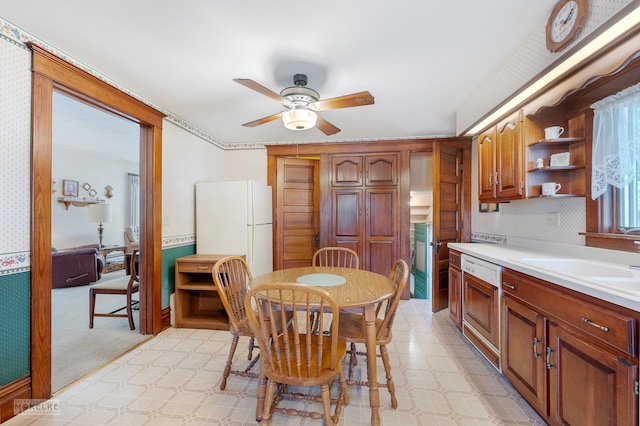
xmin=124 ymin=226 xmax=140 ymax=254
xmin=52 ymin=244 xmax=105 ymax=289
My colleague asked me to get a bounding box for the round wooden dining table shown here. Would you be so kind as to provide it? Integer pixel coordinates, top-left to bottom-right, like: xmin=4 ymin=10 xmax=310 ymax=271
xmin=251 ymin=266 xmax=395 ymax=426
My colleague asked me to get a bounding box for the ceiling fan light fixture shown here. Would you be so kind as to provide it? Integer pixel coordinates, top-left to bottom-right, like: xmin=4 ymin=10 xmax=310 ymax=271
xmin=282 ymin=109 xmax=317 ymax=131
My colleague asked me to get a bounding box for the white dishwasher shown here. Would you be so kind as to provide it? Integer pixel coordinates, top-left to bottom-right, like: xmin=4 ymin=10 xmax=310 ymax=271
xmin=461 ymin=254 xmax=503 ymax=371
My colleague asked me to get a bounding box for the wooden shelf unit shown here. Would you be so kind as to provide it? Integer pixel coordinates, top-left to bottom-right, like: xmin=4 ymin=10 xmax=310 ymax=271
xmin=174 ymin=254 xmax=242 ymax=330
xmin=524 ymin=114 xmax=587 ymax=198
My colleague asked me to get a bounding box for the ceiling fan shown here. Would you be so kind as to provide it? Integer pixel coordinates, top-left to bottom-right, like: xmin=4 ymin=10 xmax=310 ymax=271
xmin=233 ymin=73 xmax=374 ymax=136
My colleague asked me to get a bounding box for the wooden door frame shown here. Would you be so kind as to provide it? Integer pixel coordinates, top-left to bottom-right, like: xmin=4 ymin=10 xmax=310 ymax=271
xmin=29 ymin=44 xmax=165 ymax=399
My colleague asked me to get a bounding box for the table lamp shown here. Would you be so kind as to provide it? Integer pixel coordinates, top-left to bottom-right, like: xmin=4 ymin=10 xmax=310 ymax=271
xmin=88 ymin=203 xmax=112 ymax=247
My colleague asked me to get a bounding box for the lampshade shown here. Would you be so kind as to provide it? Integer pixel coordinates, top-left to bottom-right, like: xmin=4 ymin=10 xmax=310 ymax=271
xmin=88 ymin=203 xmax=112 ymax=223
xmin=282 ymin=109 xmax=317 ymax=131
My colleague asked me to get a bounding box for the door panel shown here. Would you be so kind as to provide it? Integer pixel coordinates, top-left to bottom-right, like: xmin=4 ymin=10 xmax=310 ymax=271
xmin=275 ymin=158 xmax=319 ymax=269
xmin=549 ymin=324 xmax=638 ymax=426
xmin=365 ymin=188 xmax=397 ymax=274
xmin=502 ymin=295 xmax=547 ymax=415
xmin=432 ymin=142 xmax=462 ymax=312
xmin=496 ymin=112 xmax=523 ymax=199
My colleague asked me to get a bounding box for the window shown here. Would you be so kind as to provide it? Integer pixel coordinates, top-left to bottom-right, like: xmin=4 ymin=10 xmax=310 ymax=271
xmin=586 ymin=82 xmax=640 ymax=251
xmin=615 ymin=163 xmax=640 ymax=231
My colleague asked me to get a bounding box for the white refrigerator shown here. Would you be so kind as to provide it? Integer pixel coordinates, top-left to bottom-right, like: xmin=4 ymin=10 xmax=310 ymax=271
xmin=195 ymin=181 xmax=273 ymax=277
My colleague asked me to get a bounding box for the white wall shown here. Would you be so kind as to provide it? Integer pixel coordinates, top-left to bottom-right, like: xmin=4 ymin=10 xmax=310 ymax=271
xmin=52 ymin=145 xmax=137 ymax=249
xmin=161 ymin=121 xmax=225 ymax=240
xmin=224 ymin=148 xmax=268 ymax=185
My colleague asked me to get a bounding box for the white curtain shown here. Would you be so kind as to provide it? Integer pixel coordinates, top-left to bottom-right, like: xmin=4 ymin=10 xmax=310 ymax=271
xmin=590 ymin=82 xmax=640 ymax=199
xmin=127 ymin=173 xmax=140 ymax=227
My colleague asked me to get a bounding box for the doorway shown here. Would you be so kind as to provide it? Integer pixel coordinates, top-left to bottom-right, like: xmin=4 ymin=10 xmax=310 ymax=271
xmin=50 ymin=91 xmax=146 ymax=392
xmin=30 ymin=45 xmax=164 ymax=399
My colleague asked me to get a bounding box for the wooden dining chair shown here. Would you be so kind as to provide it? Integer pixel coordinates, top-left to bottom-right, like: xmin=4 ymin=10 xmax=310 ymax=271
xmin=337 ymin=258 xmax=409 ymax=409
xmin=312 ymin=247 xmax=359 ymax=269
xmin=212 ymin=255 xmax=260 ymax=390
xmin=245 ymin=283 xmax=348 ymax=425
xmin=89 ymin=249 xmax=140 ymax=330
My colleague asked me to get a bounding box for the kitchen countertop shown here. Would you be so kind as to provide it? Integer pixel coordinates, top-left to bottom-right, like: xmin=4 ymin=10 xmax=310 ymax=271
xmin=449 ymin=242 xmax=640 ymax=312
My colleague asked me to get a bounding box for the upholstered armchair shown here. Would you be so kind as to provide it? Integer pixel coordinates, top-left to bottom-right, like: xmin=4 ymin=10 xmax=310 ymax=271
xmin=51 ymin=244 xmax=105 ymax=289
xmin=124 ymin=226 xmax=140 ymax=254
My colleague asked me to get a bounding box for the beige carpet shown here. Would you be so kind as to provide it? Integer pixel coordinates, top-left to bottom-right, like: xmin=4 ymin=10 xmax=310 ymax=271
xmin=51 ymin=270 xmax=150 ymax=393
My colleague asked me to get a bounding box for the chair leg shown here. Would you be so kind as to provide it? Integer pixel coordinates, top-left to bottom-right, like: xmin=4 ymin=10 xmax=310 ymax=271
xmin=348 ymin=342 xmax=358 ymax=380
xmin=259 ymin=379 xmax=276 ymax=425
xmin=247 ymin=337 xmax=255 ymax=360
xmin=339 ymin=367 xmax=349 ymax=406
xmin=89 ymin=290 xmax=96 ymax=329
xmin=319 ymin=383 xmax=332 ymax=425
xmin=380 ymin=344 xmax=398 ymax=409
xmin=221 ymin=335 xmax=239 ymax=390
xmin=126 ymin=292 xmax=135 ymax=330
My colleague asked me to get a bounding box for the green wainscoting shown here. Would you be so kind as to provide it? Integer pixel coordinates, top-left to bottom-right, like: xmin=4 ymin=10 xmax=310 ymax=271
xmin=0 ymin=272 xmax=30 ymax=386
xmin=161 ymin=244 xmax=196 ymax=308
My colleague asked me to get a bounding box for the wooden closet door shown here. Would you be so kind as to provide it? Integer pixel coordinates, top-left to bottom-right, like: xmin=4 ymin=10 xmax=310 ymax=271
xmin=365 ymin=187 xmax=397 ymax=275
xmin=275 ymin=157 xmax=319 ymax=269
xmin=432 ymin=142 xmax=463 ymax=312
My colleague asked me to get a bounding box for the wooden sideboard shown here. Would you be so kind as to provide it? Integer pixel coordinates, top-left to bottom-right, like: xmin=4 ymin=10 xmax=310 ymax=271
xmin=174 ymin=254 xmax=241 ymax=330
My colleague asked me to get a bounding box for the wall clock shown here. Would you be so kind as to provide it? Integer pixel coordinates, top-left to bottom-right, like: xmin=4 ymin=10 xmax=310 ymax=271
xmin=546 ymin=0 xmax=588 ymax=53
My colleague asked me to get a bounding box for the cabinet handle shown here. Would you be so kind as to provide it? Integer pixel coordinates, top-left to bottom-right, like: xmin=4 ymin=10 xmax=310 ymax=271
xmin=581 ymin=317 xmax=610 ymax=332
xmin=503 ymin=282 xmax=517 ymax=290
xmin=533 ymin=337 xmax=541 ymax=358
xmin=489 ymin=173 xmax=493 ymax=187
xmin=197 ymin=265 xmax=208 ymax=270
xmin=546 ymin=347 xmax=555 ymax=369
xmin=495 ymin=172 xmax=500 ymax=186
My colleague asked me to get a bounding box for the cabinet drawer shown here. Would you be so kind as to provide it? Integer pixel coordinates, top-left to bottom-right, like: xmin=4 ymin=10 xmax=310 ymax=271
xmin=449 ymin=250 xmax=461 ymax=268
xmin=177 ymin=262 xmax=216 ymax=274
xmin=502 ymin=269 xmax=637 ymax=356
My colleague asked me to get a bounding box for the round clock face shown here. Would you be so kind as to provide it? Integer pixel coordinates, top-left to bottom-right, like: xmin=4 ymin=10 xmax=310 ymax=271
xmin=550 ymin=0 xmax=579 ymax=43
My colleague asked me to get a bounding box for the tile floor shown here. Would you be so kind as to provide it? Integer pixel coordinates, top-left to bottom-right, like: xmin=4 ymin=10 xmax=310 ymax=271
xmin=6 ymin=299 xmax=545 ymax=425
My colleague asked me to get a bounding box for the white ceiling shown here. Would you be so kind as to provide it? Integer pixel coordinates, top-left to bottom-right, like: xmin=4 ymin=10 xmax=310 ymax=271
xmin=2 ymin=1 xmax=559 ymax=148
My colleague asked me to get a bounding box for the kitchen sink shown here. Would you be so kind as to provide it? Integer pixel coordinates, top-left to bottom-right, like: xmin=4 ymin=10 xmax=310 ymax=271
xmin=588 ymin=276 xmax=640 ymax=296
xmin=508 ymin=257 xmax=640 ymax=296
xmin=510 ymin=257 xmax=635 ymax=278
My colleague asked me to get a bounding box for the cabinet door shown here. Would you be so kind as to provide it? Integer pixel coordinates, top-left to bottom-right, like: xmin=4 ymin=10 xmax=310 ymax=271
xmin=448 ymin=265 xmax=462 ymax=329
xmin=548 ymin=323 xmax=638 ymax=426
xmin=496 ymin=112 xmax=523 ymax=199
xmin=365 ymin=154 xmax=397 ymax=186
xmin=502 ymin=294 xmax=548 ymax=416
xmin=331 ymin=155 xmax=362 ymax=186
xmin=365 ymin=188 xmax=398 ymax=275
xmin=462 ymin=273 xmax=500 ymax=348
xmin=478 ymin=128 xmax=496 ymax=201
xmin=331 ymin=188 xmax=363 ymax=258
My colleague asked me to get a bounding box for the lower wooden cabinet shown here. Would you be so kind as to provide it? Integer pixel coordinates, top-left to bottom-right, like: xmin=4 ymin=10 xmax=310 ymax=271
xmin=448 ymin=250 xmax=462 ymax=329
xmin=501 ymin=268 xmax=639 ymax=426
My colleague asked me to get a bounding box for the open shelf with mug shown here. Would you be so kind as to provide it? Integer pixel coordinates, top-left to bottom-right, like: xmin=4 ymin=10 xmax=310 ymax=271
xmin=524 ymin=113 xmax=587 ymax=198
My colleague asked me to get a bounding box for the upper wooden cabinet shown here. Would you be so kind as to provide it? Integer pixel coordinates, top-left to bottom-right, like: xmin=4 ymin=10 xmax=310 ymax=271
xmin=478 ymin=110 xmax=525 ymax=202
xmin=331 ymin=154 xmax=398 ymax=187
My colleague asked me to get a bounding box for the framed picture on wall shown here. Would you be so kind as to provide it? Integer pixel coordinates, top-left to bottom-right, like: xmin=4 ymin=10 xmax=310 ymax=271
xmin=83 ymin=183 xmax=91 ymax=191
xmin=62 ymin=180 xmax=79 ymax=197
xmin=89 ymin=189 xmax=97 ymax=197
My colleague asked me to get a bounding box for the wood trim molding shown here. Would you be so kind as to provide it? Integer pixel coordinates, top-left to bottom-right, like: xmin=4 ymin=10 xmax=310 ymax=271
xmin=0 ymin=376 xmax=31 ymax=423
xmin=28 ymin=44 xmax=165 ymax=402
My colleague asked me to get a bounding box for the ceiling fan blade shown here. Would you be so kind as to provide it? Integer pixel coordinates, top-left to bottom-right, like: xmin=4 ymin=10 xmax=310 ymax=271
xmin=309 ymin=91 xmax=374 ymax=111
xmin=315 ymin=115 xmax=341 ymax=136
xmin=233 ymin=78 xmax=287 ymax=104
xmin=241 ymin=111 xmax=283 ymax=127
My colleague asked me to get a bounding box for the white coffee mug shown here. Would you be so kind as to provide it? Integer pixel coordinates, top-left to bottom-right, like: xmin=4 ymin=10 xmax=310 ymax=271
xmin=541 ymin=182 xmax=561 ymax=196
xmin=544 ymin=126 xmax=565 ymax=140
